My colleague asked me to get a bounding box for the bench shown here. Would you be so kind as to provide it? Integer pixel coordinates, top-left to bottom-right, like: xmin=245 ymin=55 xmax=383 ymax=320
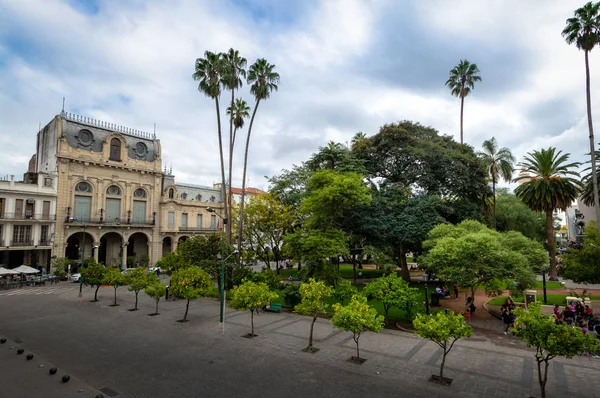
xmin=288 ymin=275 xmax=301 ymax=281
xmin=265 ymin=303 xmax=282 ymax=313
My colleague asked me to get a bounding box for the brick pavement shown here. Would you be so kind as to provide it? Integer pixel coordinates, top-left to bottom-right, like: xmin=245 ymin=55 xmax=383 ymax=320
xmin=1 ymin=285 xmax=599 ymax=397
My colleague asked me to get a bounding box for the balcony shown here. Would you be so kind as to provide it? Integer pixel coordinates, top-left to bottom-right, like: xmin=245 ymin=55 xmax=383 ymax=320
xmin=0 ymin=213 xmax=57 ymax=221
xmin=38 ymin=239 xmax=50 ymax=246
xmin=11 ymin=240 xmax=34 ymax=247
xmin=66 ymin=218 xmax=156 ymax=227
xmin=178 ymin=226 xmax=219 ymax=233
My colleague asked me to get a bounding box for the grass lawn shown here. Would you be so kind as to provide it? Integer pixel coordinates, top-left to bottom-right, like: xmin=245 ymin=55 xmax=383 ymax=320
xmin=488 ymin=294 xmax=600 ymax=306
xmin=533 ymin=280 xmax=563 ymax=290
xmin=277 ymin=264 xmax=384 ymax=280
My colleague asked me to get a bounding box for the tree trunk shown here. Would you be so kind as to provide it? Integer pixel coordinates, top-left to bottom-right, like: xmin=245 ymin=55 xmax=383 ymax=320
xmin=585 ymin=50 xmax=600 ymax=232
xmin=308 ymin=314 xmax=317 ymax=350
xmin=250 ymin=309 xmax=255 ymax=336
xmin=470 ymin=286 xmax=476 ymax=305
xmin=537 ymin=359 xmax=549 ymax=398
xmin=183 ymin=298 xmax=190 ymax=322
xmin=113 ymin=287 xmax=118 ymax=306
xmin=227 ymin=89 xmax=235 ymax=245
xmin=215 ymin=97 xmax=229 ymax=244
xmin=94 ymin=285 xmax=100 ymax=302
xmin=352 ymin=254 xmax=357 ymax=285
xmin=546 ymin=210 xmax=558 ymax=280
xmin=396 ymin=244 xmax=410 ymax=282
xmin=354 ymin=334 xmax=360 ymax=359
xmin=237 ymin=99 xmax=261 ymax=258
xmin=155 ymin=298 xmax=159 ymax=315
xmin=492 ymin=176 xmax=496 ymax=230
xmin=134 ymin=291 xmax=139 ymax=310
xmin=459 ymin=86 xmax=465 ymax=144
xmin=439 ymin=349 xmax=447 ymax=381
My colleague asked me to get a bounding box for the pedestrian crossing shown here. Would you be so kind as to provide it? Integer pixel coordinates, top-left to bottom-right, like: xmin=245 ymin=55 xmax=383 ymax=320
xmin=0 ymin=286 xmax=77 ymax=296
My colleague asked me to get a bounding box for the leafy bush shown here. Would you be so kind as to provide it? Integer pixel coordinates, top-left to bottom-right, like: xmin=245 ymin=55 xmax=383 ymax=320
xmin=252 ymin=268 xmax=282 ymax=290
xmin=51 ymin=257 xmax=70 ymax=278
xmin=281 ymin=283 xmax=302 ymax=308
xmin=232 ymin=266 xmax=254 ymax=287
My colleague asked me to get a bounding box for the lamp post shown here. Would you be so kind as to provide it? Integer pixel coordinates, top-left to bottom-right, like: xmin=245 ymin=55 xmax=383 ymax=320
xmin=115 ymin=218 xmax=127 ymax=271
xmin=542 ymin=265 xmax=548 ymax=305
xmin=207 ymin=206 xmax=228 ymax=323
xmin=424 ymin=282 xmax=430 ymax=315
xmin=78 ymin=223 xmax=88 ymax=298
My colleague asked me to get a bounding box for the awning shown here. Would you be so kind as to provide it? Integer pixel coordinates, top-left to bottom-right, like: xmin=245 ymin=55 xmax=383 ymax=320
xmin=0 ymin=267 xmax=18 ymax=275
xmin=12 ymin=265 xmax=40 ymax=274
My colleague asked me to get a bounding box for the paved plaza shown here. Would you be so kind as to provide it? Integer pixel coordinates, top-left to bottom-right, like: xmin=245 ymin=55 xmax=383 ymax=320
xmin=1 ymin=285 xmax=599 ymax=397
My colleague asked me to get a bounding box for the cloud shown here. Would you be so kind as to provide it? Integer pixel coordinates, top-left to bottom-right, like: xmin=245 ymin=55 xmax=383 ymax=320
xmin=0 ymin=0 xmax=597 ymax=195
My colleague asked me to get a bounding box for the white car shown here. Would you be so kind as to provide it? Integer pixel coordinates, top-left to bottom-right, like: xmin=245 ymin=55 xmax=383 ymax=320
xmin=148 ymin=267 xmax=162 ymax=273
xmin=71 ymin=273 xmax=81 ymax=282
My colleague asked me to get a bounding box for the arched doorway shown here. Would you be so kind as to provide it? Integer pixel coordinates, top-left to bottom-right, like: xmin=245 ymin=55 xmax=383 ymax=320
xmin=99 ymin=232 xmax=123 ymax=267
xmin=65 ymin=232 xmax=95 ymax=272
xmin=162 ymin=237 xmax=172 ymax=257
xmin=127 ymin=232 xmax=149 ymax=267
xmin=178 ymin=236 xmax=188 ymax=245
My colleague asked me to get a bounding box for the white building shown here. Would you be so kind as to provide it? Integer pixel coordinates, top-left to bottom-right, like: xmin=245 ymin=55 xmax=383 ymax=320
xmin=0 ymin=171 xmax=58 ymax=271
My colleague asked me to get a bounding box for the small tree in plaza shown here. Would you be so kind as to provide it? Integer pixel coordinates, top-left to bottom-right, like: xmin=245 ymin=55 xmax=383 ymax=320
xmin=169 ymin=267 xmax=213 ymax=322
xmin=363 ymin=273 xmax=420 ymax=324
xmin=230 ymin=280 xmax=277 ymax=338
xmin=81 ymin=261 xmax=107 ymax=302
xmin=513 ymin=302 xmax=600 ymax=398
xmin=126 ymin=267 xmax=151 ymax=311
xmin=295 ymin=279 xmax=333 ymax=353
xmin=332 ymin=279 xmax=357 ymax=305
xmin=413 ymin=311 xmax=472 ymax=385
xmin=145 ymin=277 xmax=167 ymax=316
xmin=331 ymin=295 xmax=384 ymax=364
xmin=51 ymin=257 xmax=70 ymax=279
xmin=103 ymin=267 xmax=127 ymax=306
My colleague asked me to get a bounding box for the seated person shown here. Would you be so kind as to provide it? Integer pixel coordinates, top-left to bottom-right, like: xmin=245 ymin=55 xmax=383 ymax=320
xmin=441 ymin=287 xmax=450 ymax=297
xmin=585 ymin=305 xmax=594 ymax=319
xmin=553 ymin=304 xmax=562 ymax=319
xmin=435 ymin=287 xmax=444 ymax=296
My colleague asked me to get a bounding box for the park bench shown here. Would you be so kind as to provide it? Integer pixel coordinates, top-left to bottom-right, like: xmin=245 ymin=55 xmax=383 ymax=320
xmin=288 ymin=275 xmax=301 ymax=281
xmin=265 ymin=303 xmax=282 ymax=313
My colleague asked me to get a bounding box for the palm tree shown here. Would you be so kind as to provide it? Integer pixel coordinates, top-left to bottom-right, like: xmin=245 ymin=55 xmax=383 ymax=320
xmin=193 ymin=51 xmax=227 ymax=233
xmin=221 ymin=49 xmax=247 ymax=244
xmin=237 ymin=59 xmax=280 ymax=254
xmin=446 ymin=59 xmax=482 ymax=144
xmin=478 ymin=137 xmax=515 ymax=229
xmin=514 ymin=147 xmax=582 ymax=280
xmin=581 ymin=148 xmax=600 ymax=206
xmin=562 ymin=2 xmax=600 ymax=230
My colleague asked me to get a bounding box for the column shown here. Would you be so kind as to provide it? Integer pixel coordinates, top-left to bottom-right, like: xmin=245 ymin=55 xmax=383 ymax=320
xmin=147 ymin=241 xmax=152 ymax=267
xmin=93 ymin=241 xmax=99 ymax=263
xmin=122 ymin=244 xmax=127 ymax=268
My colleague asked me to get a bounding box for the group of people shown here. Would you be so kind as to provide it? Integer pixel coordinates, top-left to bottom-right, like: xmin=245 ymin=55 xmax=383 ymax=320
xmin=553 ymin=301 xmax=595 ymax=327
xmin=501 ymin=298 xmax=517 ymax=334
xmin=435 ymin=284 xmax=460 ymax=299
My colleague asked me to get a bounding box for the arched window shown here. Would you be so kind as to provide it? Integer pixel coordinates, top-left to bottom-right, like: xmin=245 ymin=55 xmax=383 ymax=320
xmin=75 ymin=182 xmax=92 ymax=192
xmin=106 ymin=185 xmax=121 ymax=196
xmin=110 ymin=138 xmax=121 ymax=161
xmin=181 ymin=193 xmax=188 ymax=200
xmin=134 ymin=188 xmax=147 ymax=198
xmin=168 ymin=188 xmax=174 ymax=199
xmin=196 ymin=194 xmax=202 ymax=201
xmin=210 ymin=196 xmax=215 ymax=203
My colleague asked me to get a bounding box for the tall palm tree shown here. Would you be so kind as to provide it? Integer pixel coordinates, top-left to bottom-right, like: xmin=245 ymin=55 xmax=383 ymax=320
xmin=221 ymin=49 xmax=247 ymax=244
xmin=193 ymin=50 xmax=227 ymax=231
xmin=227 ymin=98 xmax=250 ymax=216
xmin=514 ymin=147 xmax=582 ymax=280
xmin=237 ymin=59 xmax=280 ymax=253
xmin=446 ymin=59 xmax=481 ymax=144
xmin=478 ymin=137 xmax=515 ymax=229
xmin=562 ymin=2 xmax=600 ymax=230
xmin=581 ymin=148 xmax=600 ymax=206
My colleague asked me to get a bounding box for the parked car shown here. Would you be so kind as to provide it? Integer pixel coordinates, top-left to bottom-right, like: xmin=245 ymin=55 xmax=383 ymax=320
xmin=71 ymin=273 xmax=81 ymax=282
xmin=148 ymin=266 xmax=162 ymax=273
xmin=121 ymin=268 xmax=136 ymax=275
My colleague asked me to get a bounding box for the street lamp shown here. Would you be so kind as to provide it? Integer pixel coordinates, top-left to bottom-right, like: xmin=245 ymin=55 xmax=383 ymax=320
xmin=115 ymin=218 xmax=128 ymax=271
xmin=72 ymin=221 xmax=89 ymax=298
xmin=541 ymin=264 xmax=548 ymax=305
xmin=206 ymin=206 xmax=229 ymax=323
xmin=424 ymin=282 xmax=430 ymax=315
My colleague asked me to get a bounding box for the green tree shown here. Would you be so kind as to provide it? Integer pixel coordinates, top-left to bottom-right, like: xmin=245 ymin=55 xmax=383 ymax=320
xmin=295 ymin=279 xmax=334 ymax=352
xmin=581 ymin=149 xmax=600 ymax=208
xmin=103 ymin=267 xmax=127 ymax=306
xmin=363 ymin=273 xmax=419 ymax=324
xmin=478 ymin=137 xmax=515 ymax=229
xmin=251 ymin=268 xmax=282 ymax=291
xmin=331 ymin=295 xmax=384 ymax=362
xmin=422 ymin=220 xmax=546 ymax=303
xmin=80 ymin=261 xmax=107 ymax=302
xmin=51 ymin=257 xmax=70 ymax=278
xmin=230 ymin=280 xmax=277 ymax=337
xmin=513 ymin=302 xmax=600 ymax=398
xmin=155 ymin=251 xmax=190 ymax=275
xmin=563 ymin=2 xmax=600 ymax=229
xmin=514 ymin=147 xmax=582 ymax=280
xmin=332 ymin=279 xmax=358 ymax=305
xmin=561 ymin=222 xmax=600 ymax=283
xmin=193 ymin=50 xmax=228 ymax=240
xmin=445 ymin=59 xmax=482 ymax=144
xmin=169 ymin=267 xmax=213 ymax=322
xmin=413 ymin=312 xmax=472 ymax=384
xmin=126 ymin=267 xmax=151 ymax=311
xmin=494 ymin=189 xmax=546 ymax=241
xmin=144 ymin=277 xmax=166 ymax=315
xmin=237 ymin=58 xmax=280 ymax=254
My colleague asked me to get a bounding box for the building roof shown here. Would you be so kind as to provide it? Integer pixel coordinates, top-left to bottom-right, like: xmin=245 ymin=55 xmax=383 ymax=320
xmin=230 ymin=187 xmax=266 ymax=195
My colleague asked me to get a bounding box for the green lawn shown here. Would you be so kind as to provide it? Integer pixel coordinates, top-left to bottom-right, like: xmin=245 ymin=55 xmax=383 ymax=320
xmin=278 ymin=264 xmax=384 ymax=280
xmin=488 ymin=294 xmax=600 ymax=306
xmin=533 ymin=280 xmax=563 ymax=290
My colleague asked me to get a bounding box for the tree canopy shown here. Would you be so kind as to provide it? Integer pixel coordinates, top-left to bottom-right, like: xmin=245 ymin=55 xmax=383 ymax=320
xmin=230 ymin=280 xmax=277 ymax=337
xmin=363 ymin=273 xmax=420 ymax=324
xmin=561 ymin=222 xmax=600 ymax=283
xmin=295 ymin=279 xmax=334 ymax=352
xmin=169 ymin=267 xmax=213 ymax=322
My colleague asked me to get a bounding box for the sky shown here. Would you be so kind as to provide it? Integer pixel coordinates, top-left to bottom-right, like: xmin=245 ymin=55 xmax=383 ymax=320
xmin=0 ymin=0 xmax=596 ymax=191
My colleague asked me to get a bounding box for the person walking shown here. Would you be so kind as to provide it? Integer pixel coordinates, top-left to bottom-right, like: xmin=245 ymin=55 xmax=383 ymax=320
xmin=454 ymin=284 xmax=459 ymax=299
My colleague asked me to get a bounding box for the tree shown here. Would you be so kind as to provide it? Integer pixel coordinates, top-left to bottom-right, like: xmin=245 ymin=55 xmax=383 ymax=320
xmin=563 ymin=2 xmax=600 ymax=231
xmin=561 ymin=222 xmax=600 ymax=283
xmin=581 ymin=148 xmax=600 ymax=208
xmin=331 ymin=295 xmax=384 ymax=362
xmin=237 ymin=58 xmax=280 ymax=254
xmin=332 ymin=279 xmax=358 ymax=305
xmin=102 ymin=267 xmax=127 ymax=306
xmin=80 ymin=261 xmax=107 ymax=302
xmin=229 ymin=280 xmax=277 ymax=337
xmin=154 ymin=251 xmax=191 ymax=275
xmin=513 ymin=302 xmax=600 ymax=398
xmin=295 ymin=279 xmax=333 ymax=352
xmin=51 ymin=257 xmax=70 ymax=278
xmin=145 ymin=277 xmax=166 ymax=316
xmin=169 ymin=267 xmax=213 ymax=322
xmin=193 ymin=51 xmax=228 ymax=240
xmin=422 ymin=220 xmax=546 ymax=303
xmin=514 ymin=147 xmax=582 ymax=280
xmin=222 ymin=48 xmax=247 ymax=244
xmin=446 ymin=59 xmax=482 ymax=144
xmin=413 ymin=312 xmax=472 ymax=385
xmin=362 ymin=273 xmax=419 ymax=324
xmin=478 ymin=137 xmax=515 ymax=229
xmin=494 ymin=189 xmax=547 ymax=242
xmin=126 ymin=267 xmax=151 ymax=311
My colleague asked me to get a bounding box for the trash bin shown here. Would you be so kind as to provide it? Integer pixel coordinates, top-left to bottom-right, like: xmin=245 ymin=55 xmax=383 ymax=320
xmin=524 ymin=289 xmax=537 ymax=308
xmin=430 ymin=293 xmax=440 ymax=307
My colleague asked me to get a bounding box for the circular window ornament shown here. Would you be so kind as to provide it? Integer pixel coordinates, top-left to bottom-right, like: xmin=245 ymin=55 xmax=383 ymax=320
xmin=135 ymin=142 xmax=148 ymax=157
xmin=106 ymin=185 xmax=121 ymax=196
xmin=77 ymin=130 xmax=94 ymax=146
xmin=134 ymin=188 xmax=146 ymax=198
xmin=75 ymin=182 xmax=92 ymax=192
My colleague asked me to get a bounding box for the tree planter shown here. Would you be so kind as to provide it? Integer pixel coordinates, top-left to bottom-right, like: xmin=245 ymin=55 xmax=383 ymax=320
xmin=148 ymin=313 xmax=159 ymax=317
xmin=128 ymin=309 xmax=139 ymax=312
xmin=109 ymin=304 xmax=119 ymax=307
xmin=301 ymin=347 xmax=320 ymax=354
xmin=243 ymin=333 xmax=257 ymax=339
xmin=176 ymin=319 xmax=188 ymax=323
xmin=429 ymin=375 xmax=452 ymax=386
xmin=346 ymin=356 xmax=366 ymax=365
